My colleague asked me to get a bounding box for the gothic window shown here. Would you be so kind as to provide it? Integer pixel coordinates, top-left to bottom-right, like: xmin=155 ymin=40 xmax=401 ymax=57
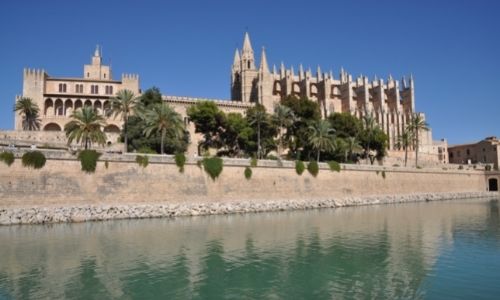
xmin=248 ymin=61 xmax=251 ymax=69
xmin=104 ymin=73 xmax=106 ymax=79
xmin=87 ymin=72 xmax=90 ymax=78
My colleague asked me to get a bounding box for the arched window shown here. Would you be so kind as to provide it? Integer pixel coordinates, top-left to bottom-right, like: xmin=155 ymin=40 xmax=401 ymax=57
xmin=247 ymin=61 xmax=251 ymax=69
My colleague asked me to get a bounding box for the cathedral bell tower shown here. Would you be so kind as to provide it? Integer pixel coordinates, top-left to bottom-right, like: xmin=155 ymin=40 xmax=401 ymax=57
xmin=231 ymin=33 xmax=258 ymax=103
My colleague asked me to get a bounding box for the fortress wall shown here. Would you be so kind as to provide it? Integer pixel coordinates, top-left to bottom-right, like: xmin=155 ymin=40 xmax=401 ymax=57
xmin=0 ymin=158 xmax=492 ymax=208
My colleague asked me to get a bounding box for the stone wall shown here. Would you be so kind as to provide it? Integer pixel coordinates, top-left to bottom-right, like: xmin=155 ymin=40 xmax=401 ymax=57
xmin=0 ymin=157 xmax=494 ymax=208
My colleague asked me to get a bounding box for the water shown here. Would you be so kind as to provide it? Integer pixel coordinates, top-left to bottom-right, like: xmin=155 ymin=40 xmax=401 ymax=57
xmin=1 ymin=198 xmax=500 ymax=299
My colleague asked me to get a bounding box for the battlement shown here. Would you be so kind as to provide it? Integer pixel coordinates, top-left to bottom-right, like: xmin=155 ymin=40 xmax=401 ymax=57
xmin=121 ymin=73 xmax=139 ymax=80
xmin=23 ymin=68 xmax=46 ymax=79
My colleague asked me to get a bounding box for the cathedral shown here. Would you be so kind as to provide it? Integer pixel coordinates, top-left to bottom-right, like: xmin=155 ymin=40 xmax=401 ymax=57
xmin=12 ymin=33 xmax=447 ymax=163
xmin=230 ymin=33 xmax=436 ymax=152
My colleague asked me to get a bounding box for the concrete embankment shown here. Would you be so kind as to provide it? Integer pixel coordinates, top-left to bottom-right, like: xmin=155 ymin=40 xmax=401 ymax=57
xmin=1 ymin=155 xmax=499 ymax=225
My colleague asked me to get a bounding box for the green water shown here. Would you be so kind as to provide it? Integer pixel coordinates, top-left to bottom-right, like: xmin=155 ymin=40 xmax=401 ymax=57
xmin=1 ymin=198 xmax=500 ymax=299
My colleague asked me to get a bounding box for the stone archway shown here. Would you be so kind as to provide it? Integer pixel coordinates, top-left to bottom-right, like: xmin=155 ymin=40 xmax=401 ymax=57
xmin=489 ymin=178 xmax=498 ymax=191
xmin=104 ymin=124 xmax=121 ymax=133
xmin=44 ymin=98 xmax=54 ymax=116
xmin=43 ymin=123 xmax=62 ymax=131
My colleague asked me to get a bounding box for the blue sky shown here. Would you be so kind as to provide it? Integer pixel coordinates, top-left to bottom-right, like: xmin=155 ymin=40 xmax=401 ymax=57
xmin=0 ymin=0 xmax=498 ymax=144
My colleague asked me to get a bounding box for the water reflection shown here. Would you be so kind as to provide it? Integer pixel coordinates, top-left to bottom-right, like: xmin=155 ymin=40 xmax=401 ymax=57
xmin=1 ymin=198 xmax=500 ymax=299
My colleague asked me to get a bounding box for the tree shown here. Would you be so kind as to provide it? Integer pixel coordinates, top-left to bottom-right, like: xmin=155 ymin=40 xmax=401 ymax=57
xmin=406 ymin=113 xmax=429 ymax=167
xmin=143 ymin=103 xmax=184 ymax=155
xmin=327 ymin=112 xmax=363 ymax=139
xmin=14 ymin=97 xmax=41 ymax=130
xmin=358 ymin=113 xmax=388 ymax=165
xmin=247 ymin=104 xmax=269 ymax=159
xmin=219 ymin=112 xmax=252 ymax=157
xmin=396 ymin=129 xmax=413 ymax=167
xmin=272 ymin=104 xmax=295 ymax=157
xmin=187 ymin=101 xmax=225 ymax=153
xmin=109 ymin=89 xmax=141 ymax=153
xmin=308 ymin=120 xmax=335 ymax=162
xmin=65 ymin=106 xmax=107 ymax=150
xmin=280 ymin=95 xmax=321 ymax=159
xmin=345 ymin=136 xmax=363 ymax=162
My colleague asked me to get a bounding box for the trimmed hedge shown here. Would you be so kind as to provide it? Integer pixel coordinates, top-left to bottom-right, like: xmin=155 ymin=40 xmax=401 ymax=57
xmin=328 ymin=161 xmax=341 ymax=172
xmin=307 ymin=161 xmax=319 ymax=177
xmin=202 ymin=157 xmax=223 ymax=181
xmin=295 ymin=160 xmax=305 ymax=175
xmin=136 ymin=155 xmax=149 ymax=168
xmin=244 ymin=166 xmax=252 ymax=180
xmin=0 ymin=152 xmax=15 ymax=167
xmin=175 ymin=152 xmax=186 ymax=173
xmin=78 ymin=150 xmax=101 ymax=173
xmin=22 ymin=151 xmax=46 ymax=169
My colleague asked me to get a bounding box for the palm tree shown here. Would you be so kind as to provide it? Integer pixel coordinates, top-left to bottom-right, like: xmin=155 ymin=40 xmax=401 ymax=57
xmin=272 ymin=104 xmax=295 ymax=157
xmin=13 ymin=97 xmax=41 ymax=130
xmin=396 ymin=129 xmax=413 ymax=167
xmin=143 ymin=103 xmax=184 ymax=155
xmin=308 ymin=120 xmax=335 ymax=162
xmin=65 ymin=106 xmax=107 ymax=150
xmin=109 ymin=89 xmax=140 ymax=153
xmin=362 ymin=113 xmax=377 ymax=163
xmin=248 ymin=107 xmax=268 ymax=159
xmin=406 ymin=113 xmax=429 ymax=167
xmin=346 ymin=136 xmax=362 ymax=162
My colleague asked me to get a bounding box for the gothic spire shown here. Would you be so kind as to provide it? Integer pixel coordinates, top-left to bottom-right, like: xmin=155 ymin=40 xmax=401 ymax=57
xmin=259 ymin=47 xmax=269 ymax=74
xmin=233 ymin=49 xmax=241 ymax=66
xmin=242 ymin=32 xmax=253 ymax=53
xmin=94 ymin=45 xmax=100 ymax=57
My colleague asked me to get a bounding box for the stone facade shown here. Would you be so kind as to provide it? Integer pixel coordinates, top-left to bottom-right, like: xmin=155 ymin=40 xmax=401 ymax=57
xmin=12 ymin=35 xmax=445 ymax=162
xmin=448 ymin=136 xmax=500 ymax=169
xmin=231 ymin=33 xmax=437 ymax=152
xmin=15 ymin=46 xmax=140 ymax=134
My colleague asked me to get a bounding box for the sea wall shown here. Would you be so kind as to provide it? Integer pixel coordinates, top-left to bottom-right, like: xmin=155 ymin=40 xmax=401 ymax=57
xmin=0 ymin=156 xmax=498 ymax=225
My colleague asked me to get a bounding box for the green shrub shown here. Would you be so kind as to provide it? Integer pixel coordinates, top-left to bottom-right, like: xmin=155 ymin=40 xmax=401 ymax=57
xmin=295 ymin=160 xmax=305 ymax=175
xmin=250 ymin=157 xmax=258 ymax=167
xmin=328 ymin=161 xmax=341 ymax=172
xmin=307 ymin=161 xmax=319 ymax=177
xmin=266 ymin=154 xmax=278 ymax=160
xmin=136 ymin=155 xmax=149 ymax=168
xmin=458 ymin=165 xmax=464 ymax=170
xmin=244 ymin=166 xmax=252 ymax=180
xmin=104 ymin=160 xmax=109 ymax=169
xmin=416 ymin=166 xmax=422 ymax=169
xmin=137 ymin=146 xmax=156 ymax=154
xmin=0 ymin=152 xmax=15 ymax=167
xmin=78 ymin=150 xmax=101 ymax=173
xmin=21 ymin=151 xmax=46 ymax=169
xmin=382 ymin=170 xmax=386 ymax=179
xmin=485 ymin=165 xmax=492 ymax=171
xmin=202 ymin=157 xmax=223 ymax=181
xmin=393 ymin=164 xmax=400 ymax=167
xmin=175 ymin=152 xmax=186 ymax=173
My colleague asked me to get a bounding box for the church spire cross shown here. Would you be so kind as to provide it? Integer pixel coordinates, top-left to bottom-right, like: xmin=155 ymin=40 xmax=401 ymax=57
xmin=259 ymin=47 xmax=269 ymax=74
xmin=242 ymin=32 xmax=254 ymax=53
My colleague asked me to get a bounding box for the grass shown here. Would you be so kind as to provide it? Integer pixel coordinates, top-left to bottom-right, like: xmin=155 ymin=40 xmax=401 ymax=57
xmin=175 ymin=152 xmax=186 ymax=173
xmin=328 ymin=161 xmax=341 ymax=172
xmin=21 ymin=151 xmax=46 ymax=169
xmin=307 ymin=161 xmax=319 ymax=177
xmin=0 ymin=152 xmax=15 ymax=167
xmin=136 ymin=155 xmax=149 ymax=168
xmin=244 ymin=166 xmax=252 ymax=180
xmin=78 ymin=150 xmax=101 ymax=173
xmin=202 ymin=157 xmax=224 ymax=181
xmin=295 ymin=160 xmax=305 ymax=175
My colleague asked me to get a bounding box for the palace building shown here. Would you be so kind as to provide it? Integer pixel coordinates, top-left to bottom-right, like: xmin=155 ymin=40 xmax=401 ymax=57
xmin=12 ymin=33 xmax=447 ymax=163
